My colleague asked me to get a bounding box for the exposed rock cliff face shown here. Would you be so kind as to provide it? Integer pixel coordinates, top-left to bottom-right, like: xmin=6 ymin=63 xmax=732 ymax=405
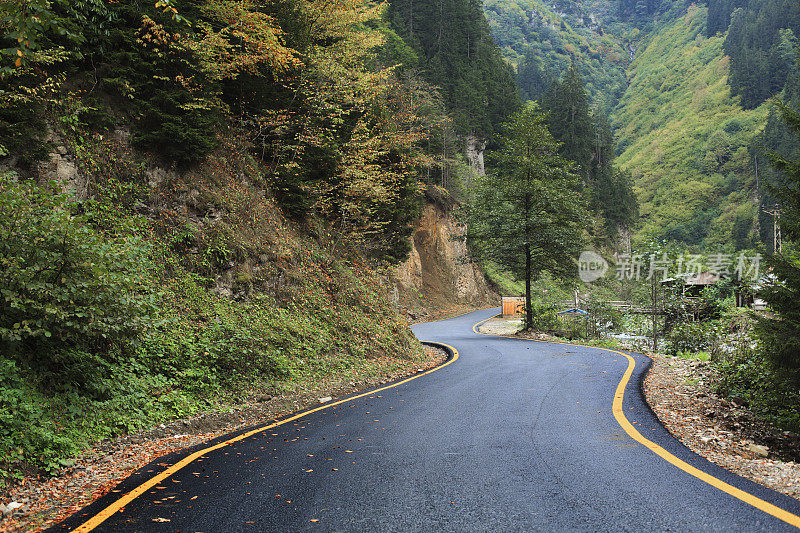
xmin=465 ymin=134 xmax=486 ymax=177
xmin=394 ymin=202 xmax=497 ymax=318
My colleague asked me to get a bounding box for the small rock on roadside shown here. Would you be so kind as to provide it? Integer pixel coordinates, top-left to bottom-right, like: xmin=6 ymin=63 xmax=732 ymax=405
xmin=3 ymin=501 xmax=24 ymax=517
xmin=747 ymin=443 xmax=770 ymax=458
xmin=318 ymin=397 xmax=332 ymax=404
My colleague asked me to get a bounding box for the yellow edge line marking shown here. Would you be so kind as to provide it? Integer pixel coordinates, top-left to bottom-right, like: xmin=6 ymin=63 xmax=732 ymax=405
xmin=72 ymin=342 xmax=460 ymax=533
xmin=473 ymin=314 xmax=800 ymax=529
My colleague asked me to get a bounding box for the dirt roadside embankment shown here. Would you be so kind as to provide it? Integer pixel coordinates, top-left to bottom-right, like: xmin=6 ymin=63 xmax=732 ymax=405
xmin=393 ymin=202 xmax=499 ymax=321
xmin=0 ymin=346 xmax=449 ymax=533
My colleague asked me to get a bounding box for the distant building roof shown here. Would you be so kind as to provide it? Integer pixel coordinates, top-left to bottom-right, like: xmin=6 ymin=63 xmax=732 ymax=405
xmin=661 ymin=272 xmax=720 ymax=286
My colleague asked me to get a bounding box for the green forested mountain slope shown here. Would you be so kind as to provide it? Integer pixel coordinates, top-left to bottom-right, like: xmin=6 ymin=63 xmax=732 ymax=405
xmin=482 ymin=0 xmax=694 ymax=113
xmin=712 ymin=0 xmax=799 ymax=110
xmin=612 ymin=5 xmax=768 ymax=248
xmin=485 ymin=0 xmax=799 ymax=249
xmin=386 ymin=0 xmax=521 ymax=139
xmin=483 ymin=0 xmax=628 ymax=112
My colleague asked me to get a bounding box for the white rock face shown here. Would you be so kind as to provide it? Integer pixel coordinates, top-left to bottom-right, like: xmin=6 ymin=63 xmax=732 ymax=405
xmin=465 ymin=134 xmax=486 ymax=177
xmin=37 ymin=150 xmax=88 ymax=200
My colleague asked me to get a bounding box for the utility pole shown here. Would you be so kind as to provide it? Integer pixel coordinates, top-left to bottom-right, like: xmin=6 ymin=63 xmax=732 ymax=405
xmin=650 ymin=275 xmax=659 ymax=353
xmin=764 ymin=207 xmax=782 ymax=254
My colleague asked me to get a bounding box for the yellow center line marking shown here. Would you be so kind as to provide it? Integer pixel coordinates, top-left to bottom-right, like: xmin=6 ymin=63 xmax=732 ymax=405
xmin=71 ymin=342 xmax=460 ymax=533
xmin=474 ymin=314 xmax=800 ymax=529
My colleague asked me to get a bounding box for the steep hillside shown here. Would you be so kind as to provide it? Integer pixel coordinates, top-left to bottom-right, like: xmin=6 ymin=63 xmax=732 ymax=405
xmin=612 ymin=5 xmax=768 ymax=248
xmin=394 ymin=201 xmax=498 ymax=318
xmin=483 ymin=0 xmax=628 ymax=111
xmin=0 ymin=130 xmax=437 ymax=482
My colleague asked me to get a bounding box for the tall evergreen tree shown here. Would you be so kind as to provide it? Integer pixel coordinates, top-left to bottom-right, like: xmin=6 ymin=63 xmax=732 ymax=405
xmin=516 ymin=47 xmax=553 ymax=103
xmin=757 ymin=98 xmax=800 ymax=368
xmin=540 ymin=64 xmax=595 ymax=180
xmin=540 ymin=64 xmax=637 ymax=243
xmin=467 ymin=103 xmax=585 ymax=329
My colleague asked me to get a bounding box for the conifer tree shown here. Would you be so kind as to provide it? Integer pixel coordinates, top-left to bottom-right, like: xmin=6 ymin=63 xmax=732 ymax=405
xmin=757 ymin=98 xmax=800 ymax=368
xmin=467 ymin=103 xmax=585 ymax=330
xmin=540 ymin=64 xmax=595 ymax=180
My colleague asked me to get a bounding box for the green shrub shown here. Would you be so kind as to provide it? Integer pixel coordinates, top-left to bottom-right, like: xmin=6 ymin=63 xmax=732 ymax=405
xmin=667 ymin=321 xmax=714 ymax=356
xmin=0 ymin=175 xmax=156 ymax=359
xmin=717 ymin=346 xmax=800 ymax=431
xmin=529 ymin=302 xmax=560 ymax=331
xmin=675 ymin=350 xmax=710 ymax=361
xmin=555 ymin=317 xmax=587 ymax=340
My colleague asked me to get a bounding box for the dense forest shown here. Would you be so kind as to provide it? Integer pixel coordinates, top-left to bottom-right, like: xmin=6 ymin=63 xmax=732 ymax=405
xmin=484 ymin=0 xmax=800 ymax=250
xmin=385 ymin=0 xmax=521 ymax=139
xmin=718 ymin=0 xmax=799 ymax=109
xmin=483 ymin=0 xmax=628 ymax=112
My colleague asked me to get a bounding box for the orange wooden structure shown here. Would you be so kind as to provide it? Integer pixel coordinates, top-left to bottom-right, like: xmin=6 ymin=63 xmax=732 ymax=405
xmin=502 ymin=297 xmax=525 ymax=317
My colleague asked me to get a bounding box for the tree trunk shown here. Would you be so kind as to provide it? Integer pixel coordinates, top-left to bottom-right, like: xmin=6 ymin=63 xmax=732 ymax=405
xmin=524 ymin=192 xmax=533 ymax=331
xmin=525 ymin=245 xmax=532 ymax=331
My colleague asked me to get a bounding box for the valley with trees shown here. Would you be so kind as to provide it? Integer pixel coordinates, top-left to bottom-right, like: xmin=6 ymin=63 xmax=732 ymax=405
xmin=482 ymin=0 xmax=800 ymax=431
xmin=3 ymin=0 xmax=800 ymax=529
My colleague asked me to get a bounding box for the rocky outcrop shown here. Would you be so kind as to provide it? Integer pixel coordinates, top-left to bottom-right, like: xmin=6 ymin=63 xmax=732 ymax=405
xmin=465 ymin=134 xmax=486 ymax=177
xmin=394 ymin=202 xmax=497 ymax=317
xmin=36 ymin=143 xmax=88 ymax=200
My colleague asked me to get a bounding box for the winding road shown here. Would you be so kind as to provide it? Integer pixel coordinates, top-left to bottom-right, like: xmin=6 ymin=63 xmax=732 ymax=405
xmin=53 ymin=309 xmax=800 ymax=532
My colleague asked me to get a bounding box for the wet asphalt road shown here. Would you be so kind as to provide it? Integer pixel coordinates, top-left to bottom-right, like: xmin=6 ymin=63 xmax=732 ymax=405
xmin=53 ymin=308 xmax=800 ymax=532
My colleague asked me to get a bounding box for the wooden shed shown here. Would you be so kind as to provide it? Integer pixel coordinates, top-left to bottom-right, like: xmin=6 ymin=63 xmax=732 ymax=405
xmin=502 ymin=297 xmax=526 ymax=317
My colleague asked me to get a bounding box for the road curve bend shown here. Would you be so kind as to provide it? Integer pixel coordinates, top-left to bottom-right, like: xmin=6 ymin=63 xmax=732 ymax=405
xmin=52 ymin=308 xmax=800 ymax=532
